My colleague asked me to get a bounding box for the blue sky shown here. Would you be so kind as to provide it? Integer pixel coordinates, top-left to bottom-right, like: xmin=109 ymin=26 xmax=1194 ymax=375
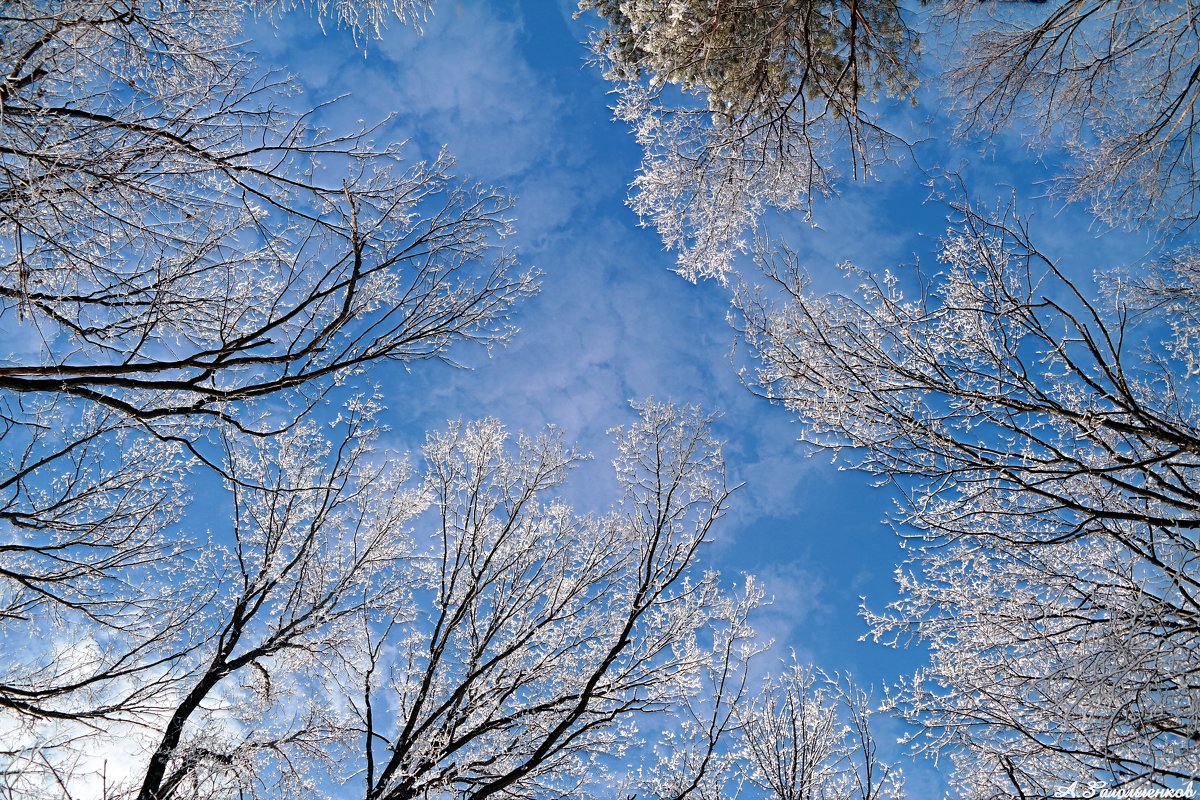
xmin=244 ymin=1 xmax=1167 ymax=792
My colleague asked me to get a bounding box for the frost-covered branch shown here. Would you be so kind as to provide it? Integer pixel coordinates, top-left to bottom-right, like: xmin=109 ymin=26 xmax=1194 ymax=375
xmin=738 ymin=204 xmax=1200 ymax=794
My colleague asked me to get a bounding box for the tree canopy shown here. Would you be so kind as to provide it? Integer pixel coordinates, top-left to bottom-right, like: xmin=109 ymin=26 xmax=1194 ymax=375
xmin=738 ymin=207 xmax=1200 ymax=795
xmin=0 ymin=3 xmax=904 ymax=798
xmin=575 ymin=1 xmax=1200 ymax=792
xmin=6 ymin=0 xmax=1200 ymax=797
xmin=582 ymin=0 xmax=1200 ymax=276
xmin=581 ymin=0 xmax=919 ymax=281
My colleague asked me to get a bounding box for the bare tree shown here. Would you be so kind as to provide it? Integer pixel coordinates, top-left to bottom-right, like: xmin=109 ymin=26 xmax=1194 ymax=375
xmin=0 ymin=0 xmax=534 ymax=787
xmin=0 ymin=0 xmax=532 ymax=672
xmin=736 ymin=663 xmax=903 ymax=800
xmin=737 ymin=205 xmax=1200 ymax=795
xmin=2 ymin=397 xmax=416 ymax=797
xmin=578 ymin=0 xmax=919 ymax=281
xmin=581 ymin=0 xmax=1200 ymax=280
xmin=933 ymin=0 xmax=1200 ymax=232
xmin=2 ymin=1 xmax=532 ymax=432
xmin=354 ymin=400 xmax=761 ymax=800
xmin=636 ymin=656 xmax=905 ymax=800
xmin=3 ymin=400 xmax=766 ymax=799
